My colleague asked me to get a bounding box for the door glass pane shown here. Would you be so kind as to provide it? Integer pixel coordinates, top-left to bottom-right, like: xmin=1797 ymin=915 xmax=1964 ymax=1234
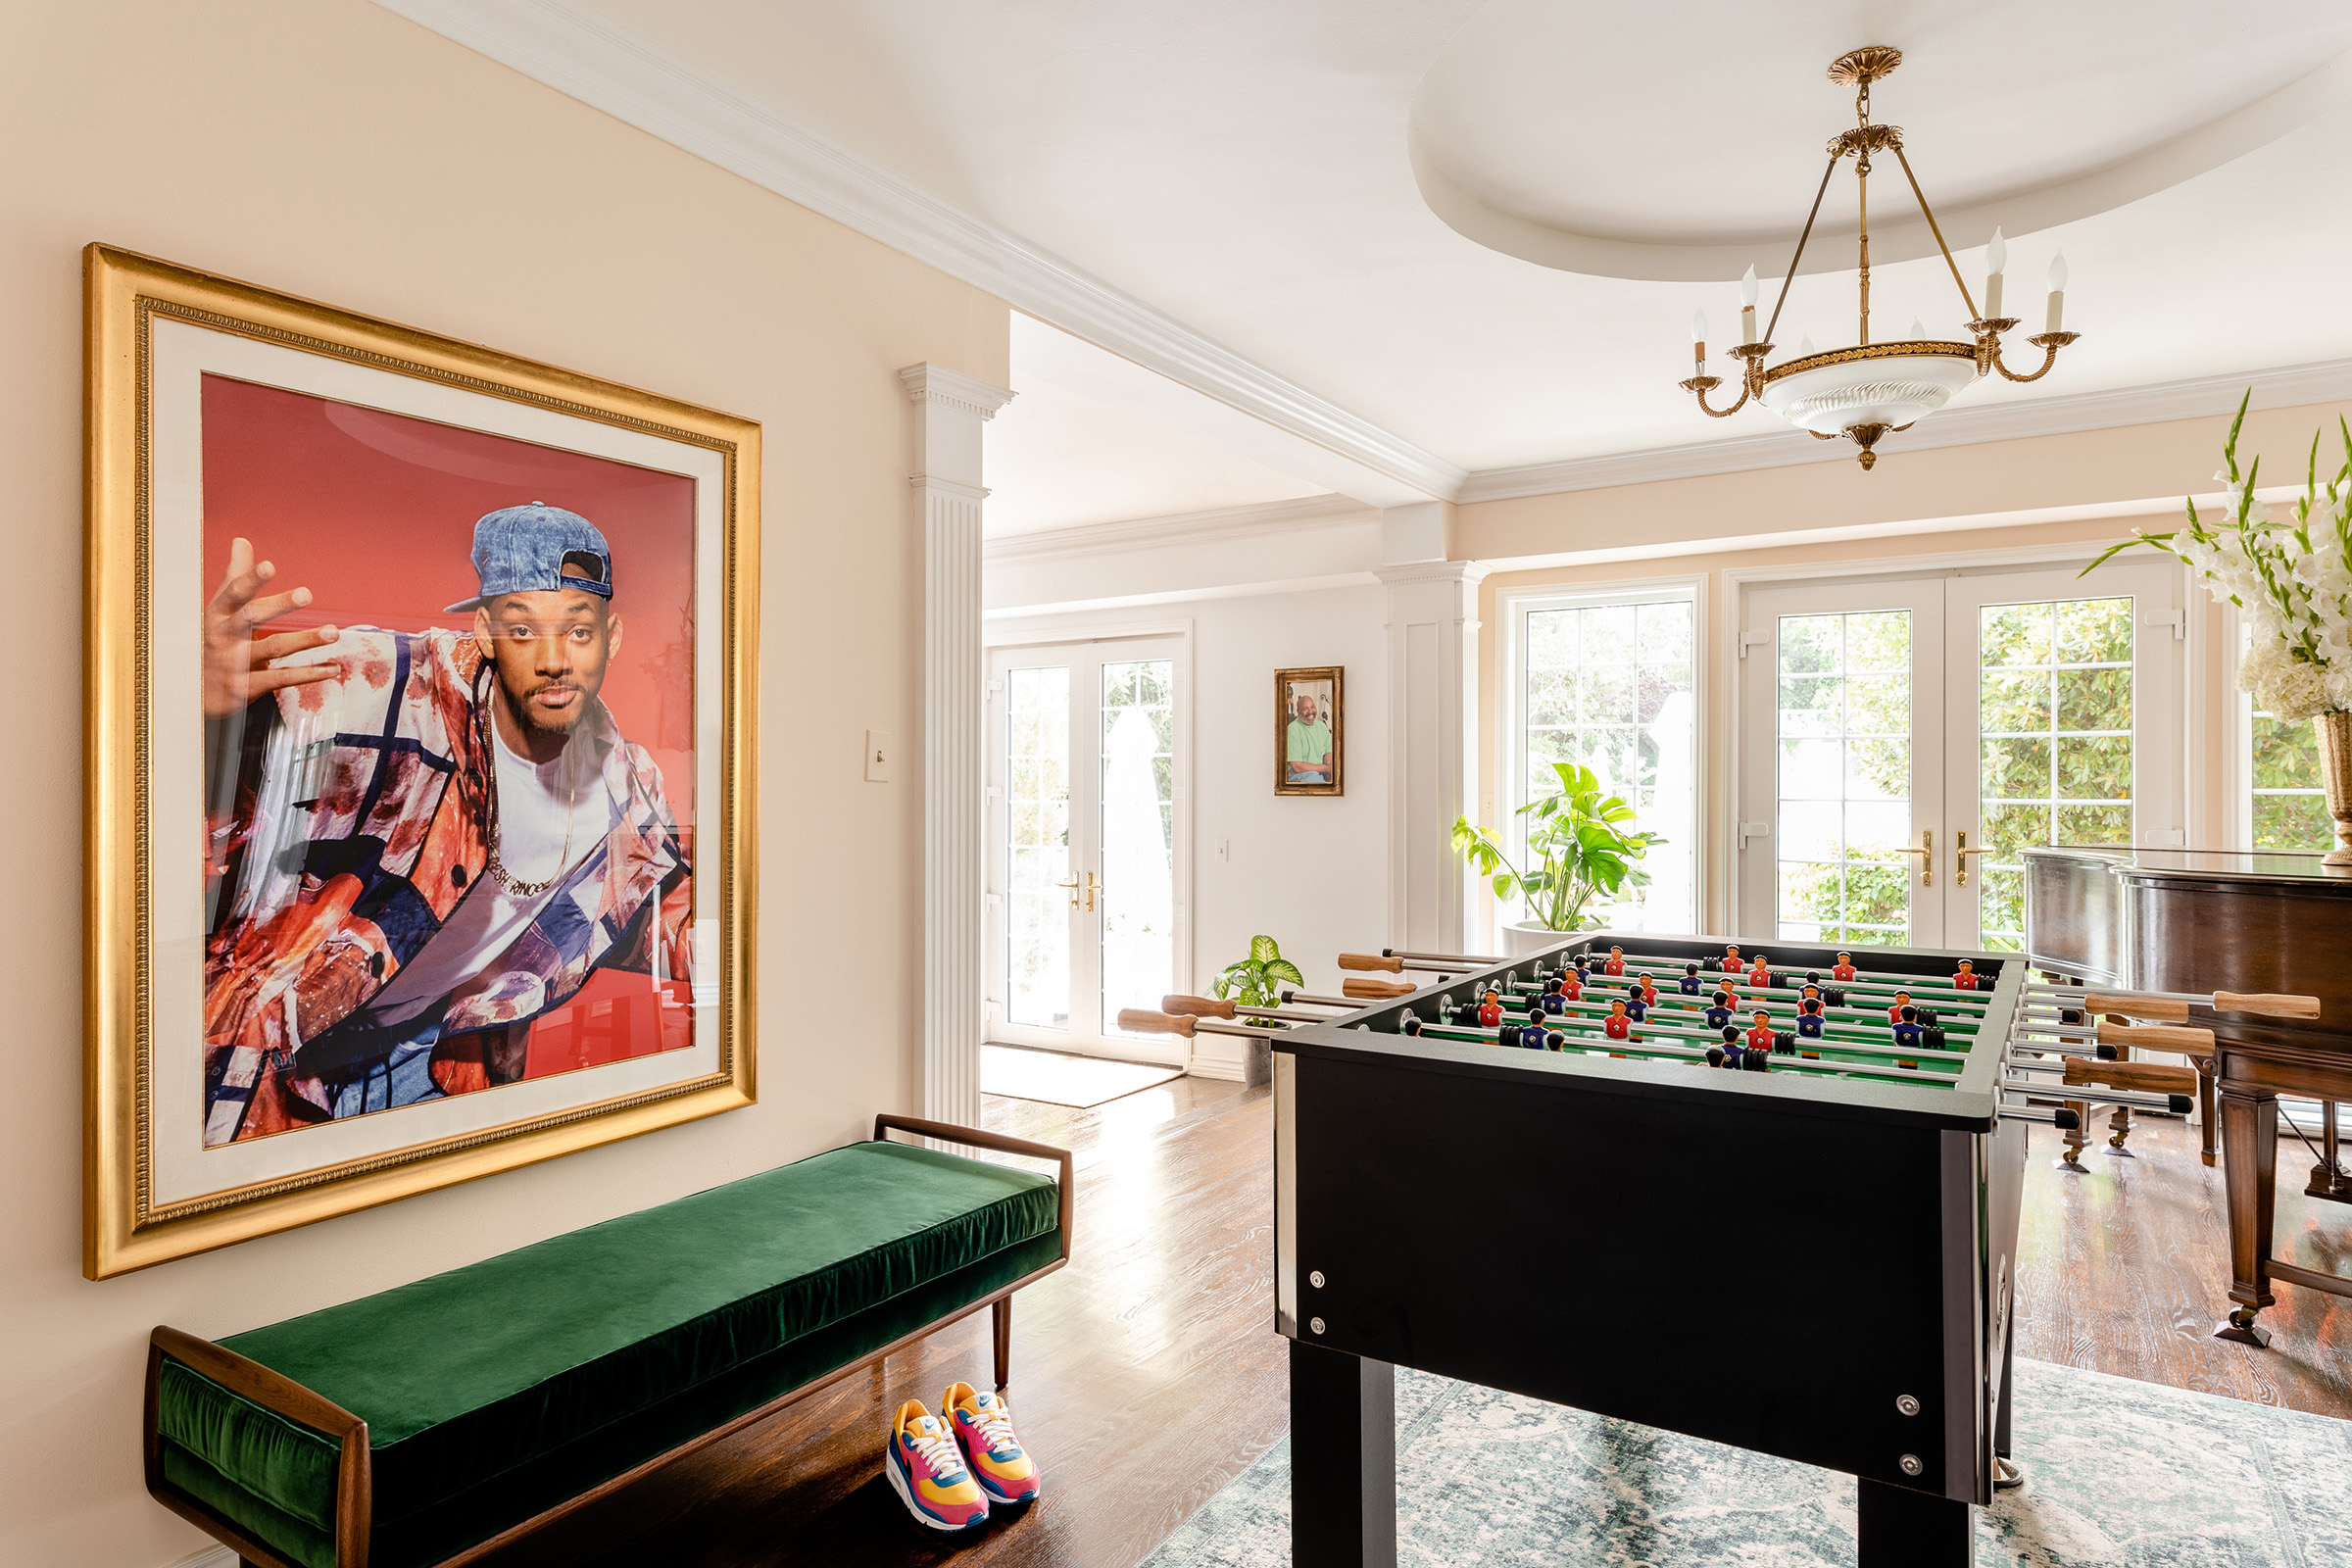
xmin=1522 ymin=600 xmax=1696 ymax=932
xmin=1005 ymin=666 xmax=1070 ymax=1028
xmin=1977 ymin=597 xmax=2132 ymax=950
xmin=2250 ymin=700 xmax=2333 ymax=849
xmin=1100 ymin=659 xmax=1175 ymax=1034
xmin=1775 ymin=611 xmax=1913 ymax=945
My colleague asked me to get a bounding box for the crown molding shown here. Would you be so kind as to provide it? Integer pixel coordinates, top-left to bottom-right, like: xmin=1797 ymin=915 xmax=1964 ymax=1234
xmin=372 ymin=0 xmax=1465 ymax=502
xmin=982 ymin=494 xmax=1374 ymax=564
xmin=1458 ymin=358 xmax=2352 ymax=504
xmin=900 ymin=364 xmax=1014 ymax=420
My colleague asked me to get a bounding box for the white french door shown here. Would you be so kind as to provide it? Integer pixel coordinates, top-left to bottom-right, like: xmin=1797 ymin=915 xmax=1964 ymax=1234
xmin=1738 ymin=558 xmax=2184 ymax=950
xmin=985 ymin=637 xmax=1188 ymax=1062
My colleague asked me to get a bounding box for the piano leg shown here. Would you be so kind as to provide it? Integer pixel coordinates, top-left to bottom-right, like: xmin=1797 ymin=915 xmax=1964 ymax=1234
xmin=2215 ymin=1080 xmax=2278 ymax=1348
xmin=2196 ymin=1057 xmax=2217 ymax=1167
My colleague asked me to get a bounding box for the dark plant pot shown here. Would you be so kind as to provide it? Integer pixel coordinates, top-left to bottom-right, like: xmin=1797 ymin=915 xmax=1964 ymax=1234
xmin=1244 ymin=1037 xmax=1274 ymax=1089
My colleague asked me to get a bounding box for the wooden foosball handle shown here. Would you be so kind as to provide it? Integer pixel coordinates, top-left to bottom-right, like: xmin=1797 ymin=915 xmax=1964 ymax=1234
xmin=2063 ymin=1058 xmax=2199 ymax=1095
xmin=1115 ymin=1007 xmax=1196 ymax=1037
xmin=1342 ymin=977 xmax=1415 ymax=1000
xmin=2213 ymin=991 xmax=2322 ymax=1020
xmin=2082 ymin=992 xmax=2190 ymax=1022
xmin=1338 ymin=953 xmax=1404 ymax=973
xmin=1160 ymin=994 xmax=1238 ymax=1019
xmin=2096 ymin=1022 xmax=2216 ymax=1053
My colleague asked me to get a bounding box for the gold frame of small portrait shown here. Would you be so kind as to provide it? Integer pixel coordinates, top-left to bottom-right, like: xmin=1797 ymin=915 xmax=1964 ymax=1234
xmin=1274 ymin=666 xmax=1344 ymax=797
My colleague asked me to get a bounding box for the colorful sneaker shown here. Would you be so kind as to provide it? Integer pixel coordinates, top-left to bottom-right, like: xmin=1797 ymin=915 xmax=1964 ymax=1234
xmin=884 ymin=1400 xmax=989 ymax=1532
xmin=945 ymin=1382 xmax=1042 ymax=1506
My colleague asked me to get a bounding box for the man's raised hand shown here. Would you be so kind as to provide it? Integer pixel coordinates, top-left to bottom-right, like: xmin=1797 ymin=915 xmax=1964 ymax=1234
xmin=203 ymin=537 xmax=340 ymax=717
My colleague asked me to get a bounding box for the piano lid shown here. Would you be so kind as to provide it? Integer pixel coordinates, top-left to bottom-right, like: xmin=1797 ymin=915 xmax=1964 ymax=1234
xmin=2021 ymin=846 xmax=2352 ymax=891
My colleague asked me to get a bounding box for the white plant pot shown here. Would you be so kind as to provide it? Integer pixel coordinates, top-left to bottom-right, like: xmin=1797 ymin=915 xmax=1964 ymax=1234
xmin=1500 ymin=920 xmax=1574 ymax=961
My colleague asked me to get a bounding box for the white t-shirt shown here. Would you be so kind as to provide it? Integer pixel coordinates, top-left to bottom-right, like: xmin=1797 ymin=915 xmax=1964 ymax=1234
xmin=366 ymin=720 xmax=597 ymax=1026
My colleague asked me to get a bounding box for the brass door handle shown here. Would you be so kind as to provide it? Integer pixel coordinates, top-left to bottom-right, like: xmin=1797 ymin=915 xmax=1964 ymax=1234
xmin=1955 ymin=830 xmax=1993 ymax=886
xmin=1890 ymin=829 xmax=1934 ymax=886
xmin=1083 ymin=870 xmax=1104 ymax=912
xmin=1054 ymin=874 xmax=1081 ymax=909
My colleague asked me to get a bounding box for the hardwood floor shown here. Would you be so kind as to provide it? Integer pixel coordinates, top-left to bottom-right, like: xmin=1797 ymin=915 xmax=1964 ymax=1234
xmin=2013 ymin=1111 xmax=2352 ymax=1418
xmin=489 ymin=1075 xmax=1281 ymax=1568
xmin=487 ymin=1082 xmax=2350 ymax=1568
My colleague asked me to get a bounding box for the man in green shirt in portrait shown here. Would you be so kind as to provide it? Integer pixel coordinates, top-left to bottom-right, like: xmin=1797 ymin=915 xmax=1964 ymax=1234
xmin=1286 ymin=690 xmax=1333 ymax=785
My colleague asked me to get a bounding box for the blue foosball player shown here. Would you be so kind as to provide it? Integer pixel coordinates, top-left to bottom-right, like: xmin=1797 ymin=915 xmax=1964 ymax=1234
xmin=1624 ymin=994 xmax=1648 ymax=1023
xmin=1679 ymin=961 xmax=1703 ymax=996
xmin=1704 ymin=991 xmax=1735 ymax=1031
xmin=1892 ymin=1004 xmax=1924 ymax=1050
xmin=1518 ymin=1006 xmax=1550 ymax=1050
xmin=1796 ymin=999 xmax=1826 ymax=1039
xmin=1542 ymin=980 xmax=1568 ymax=1015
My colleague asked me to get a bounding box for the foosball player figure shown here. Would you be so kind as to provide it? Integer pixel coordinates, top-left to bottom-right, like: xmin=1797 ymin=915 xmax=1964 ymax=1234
xmin=1704 ymin=990 xmax=1735 ymax=1030
xmin=1622 ymin=987 xmax=1648 ymax=1023
xmin=1602 ymin=999 xmax=1633 ymax=1040
xmin=1634 ymin=972 xmax=1660 ymax=1006
xmin=1720 ymin=944 xmax=1744 ymax=974
xmin=1517 ymin=1006 xmax=1551 ymax=1050
xmin=1600 ymin=945 xmax=1627 ymax=976
xmin=1832 ymin=951 xmax=1858 ymax=983
xmin=1891 ymin=1005 xmax=1924 ymax=1050
xmin=1952 ymin=957 xmax=1980 ymax=990
xmin=1705 ymin=1041 xmax=1727 ymax=1068
xmin=1401 ymin=1012 xmax=1423 ymax=1037
xmin=1477 ymin=988 xmax=1503 ymax=1028
xmin=1558 ymin=968 xmax=1583 ymax=1003
xmin=1541 ymin=977 xmax=1569 ymax=1014
xmin=1744 ymin=1009 xmax=1777 ymax=1056
xmin=1746 ymin=954 xmax=1773 ymax=988
xmin=1796 ymin=998 xmax=1826 ymax=1039
xmin=1679 ymin=960 xmax=1704 ymax=995
xmin=1886 ymin=989 xmax=1914 ymax=1026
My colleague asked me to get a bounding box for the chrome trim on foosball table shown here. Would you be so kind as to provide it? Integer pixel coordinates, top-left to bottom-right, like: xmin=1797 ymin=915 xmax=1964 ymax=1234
xmin=1274 ymin=1050 xmax=1298 ymax=1338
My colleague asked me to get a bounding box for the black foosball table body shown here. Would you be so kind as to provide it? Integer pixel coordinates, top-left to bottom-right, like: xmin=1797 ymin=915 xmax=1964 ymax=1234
xmin=1273 ymin=932 xmax=2027 ymax=1568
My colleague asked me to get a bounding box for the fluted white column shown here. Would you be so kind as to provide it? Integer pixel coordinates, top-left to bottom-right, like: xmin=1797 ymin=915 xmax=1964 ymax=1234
xmin=1376 ymin=558 xmax=1487 ymax=956
xmin=901 ymin=365 xmax=1013 ymax=1129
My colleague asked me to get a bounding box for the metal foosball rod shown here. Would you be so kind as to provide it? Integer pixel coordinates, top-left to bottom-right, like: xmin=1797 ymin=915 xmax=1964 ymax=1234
xmin=2005 ymin=1018 xmax=2216 ymax=1054
xmin=1999 ymin=1069 xmax=2193 ymax=1117
xmin=1282 ymin=987 xmax=1390 ymax=1008
xmin=1339 ymin=953 xmax=1479 ymax=977
xmin=1402 ymin=1007 xmax=1968 ymax=1071
xmin=2022 ymin=983 xmax=2321 ymax=1021
xmin=2005 ymin=1054 xmax=2201 ymax=1100
xmin=1116 ymin=1007 xmax=1278 ymax=1042
xmin=1591 ymin=949 xmax=1996 ymax=1005
xmin=1402 ymin=1020 xmax=1960 ymax=1086
xmin=1496 ymin=980 xmax=1985 ymax=1040
xmin=1383 ymin=947 xmax=1505 ymax=966
xmin=1156 ymin=995 xmax=1341 ymax=1028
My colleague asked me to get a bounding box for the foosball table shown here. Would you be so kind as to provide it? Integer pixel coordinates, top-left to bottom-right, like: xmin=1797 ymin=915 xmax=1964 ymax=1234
xmin=1130 ymin=931 xmax=2261 ymax=1568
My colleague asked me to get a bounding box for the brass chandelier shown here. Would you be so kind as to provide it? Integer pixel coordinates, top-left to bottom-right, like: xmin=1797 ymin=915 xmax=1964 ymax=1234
xmin=1679 ymin=46 xmax=2078 ymax=469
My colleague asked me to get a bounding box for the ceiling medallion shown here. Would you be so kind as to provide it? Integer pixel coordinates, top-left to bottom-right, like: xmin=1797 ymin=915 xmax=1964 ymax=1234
xmin=1679 ymin=46 xmax=2078 ymax=470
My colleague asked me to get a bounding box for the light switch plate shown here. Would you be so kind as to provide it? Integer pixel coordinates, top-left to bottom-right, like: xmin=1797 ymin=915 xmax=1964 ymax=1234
xmin=864 ymin=728 xmax=893 ymax=783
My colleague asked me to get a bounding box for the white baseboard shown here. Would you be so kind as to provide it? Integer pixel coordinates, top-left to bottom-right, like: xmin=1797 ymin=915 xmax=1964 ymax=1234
xmin=1185 ymin=1058 xmax=1245 ymax=1083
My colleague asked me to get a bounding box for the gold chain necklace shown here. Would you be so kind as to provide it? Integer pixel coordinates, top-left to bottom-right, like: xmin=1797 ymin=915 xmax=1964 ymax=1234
xmin=483 ymin=720 xmax=577 ymax=899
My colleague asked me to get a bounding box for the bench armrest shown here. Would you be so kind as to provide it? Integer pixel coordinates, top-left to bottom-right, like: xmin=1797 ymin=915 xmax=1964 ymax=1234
xmin=873 ymin=1114 xmax=1075 ymax=1261
xmin=147 ymin=1325 xmax=372 ymax=1568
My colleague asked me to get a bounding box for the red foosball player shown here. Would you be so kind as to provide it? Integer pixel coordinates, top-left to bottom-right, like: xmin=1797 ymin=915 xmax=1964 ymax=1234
xmin=1720 ymin=944 xmax=1744 ymax=974
xmin=1634 ymin=972 xmax=1660 ymax=1006
xmin=1886 ymin=989 xmax=1913 ymax=1026
xmin=1832 ymin=951 xmax=1858 ymax=983
xmin=1602 ymin=999 xmax=1632 ymax=1040
xmin=1744 ymin=1009 xmax=1777 ymax=1054
xmin=1953 ymin=958 xmax=1981 ymax=991
xmin=1601 ymin=945 xmax=1627 ymax=976
xmin=1746 ymin=955 xmax=1773 ymax=988
xmin=1558 ymin=969 xmax=1583 ymax=1003
xmin=1477 ymin=988 xmax=1503 ymax=1028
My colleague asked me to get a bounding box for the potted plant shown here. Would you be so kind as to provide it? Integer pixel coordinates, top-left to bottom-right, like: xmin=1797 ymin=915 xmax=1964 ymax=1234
xmin=1452 ymin=762 xmax=1661 ymax=957
xmin=2089 ymin=394 xmax=2352 ymax=863
xmin=1212 ymin=935 xmax=1304 ymax=1087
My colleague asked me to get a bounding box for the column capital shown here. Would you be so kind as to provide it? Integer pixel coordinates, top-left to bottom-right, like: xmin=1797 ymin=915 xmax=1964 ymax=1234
xmin=899 ymin=363 xmax=1015 ymax=421
xmin=1372 ymin=559 xmax=1490 ymax=590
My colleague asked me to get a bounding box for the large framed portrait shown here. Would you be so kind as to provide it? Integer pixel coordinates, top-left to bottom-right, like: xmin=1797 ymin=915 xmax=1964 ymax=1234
xmin=1274 ymin=666 xmax=1344 ymax=796
xmin=83 ymin=246 xmax=760 ymax=1277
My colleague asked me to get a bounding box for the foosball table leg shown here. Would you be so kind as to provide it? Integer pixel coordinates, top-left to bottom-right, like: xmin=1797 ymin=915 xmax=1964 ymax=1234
xmin=2056 ymin=1101 xmax=2089 ymax=1170
xmin=1856 ymin=1479 xmax=1970 ymax=1566
xmin=1290 ymin=1340 xmax=1396 ymax=1568
xmin=2104 ymin=1032 xmax=2133 ymax=1154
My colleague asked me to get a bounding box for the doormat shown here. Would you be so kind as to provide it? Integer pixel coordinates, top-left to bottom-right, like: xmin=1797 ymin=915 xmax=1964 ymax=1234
xmin=980 ymin=1044 xmax=1184 ymax=1108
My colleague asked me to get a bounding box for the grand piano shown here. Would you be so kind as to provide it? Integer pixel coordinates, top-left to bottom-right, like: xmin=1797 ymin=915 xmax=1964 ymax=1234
xmin=2022 ymin=847 xmax=2352 ymax=1345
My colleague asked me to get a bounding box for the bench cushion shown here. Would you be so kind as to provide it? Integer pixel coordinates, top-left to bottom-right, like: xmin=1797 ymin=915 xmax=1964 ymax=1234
xmin=158 ymin=1139 xmax=1060 ymax=1567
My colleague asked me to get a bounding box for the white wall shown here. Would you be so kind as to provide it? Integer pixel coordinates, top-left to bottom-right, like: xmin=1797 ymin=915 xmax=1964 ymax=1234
xmin=989 ymin=585 xmax=1390 ymax=1074
xmin=3 ymin=4 xmax=1007 ymax=1563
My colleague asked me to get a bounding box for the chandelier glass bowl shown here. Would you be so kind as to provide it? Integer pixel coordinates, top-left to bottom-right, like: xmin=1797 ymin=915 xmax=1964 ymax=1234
xmin=1678 ymin=46 xmax=2079 ymax=469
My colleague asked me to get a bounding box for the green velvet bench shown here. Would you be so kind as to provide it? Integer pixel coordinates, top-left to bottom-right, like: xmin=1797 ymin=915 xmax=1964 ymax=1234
xmin=143 ymin=1115 xmax=1072 ymax=1568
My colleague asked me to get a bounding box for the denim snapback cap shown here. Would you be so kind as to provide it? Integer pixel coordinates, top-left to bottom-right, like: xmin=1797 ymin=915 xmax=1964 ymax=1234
xmin=444 ymin=502 xmax=614 ymax=613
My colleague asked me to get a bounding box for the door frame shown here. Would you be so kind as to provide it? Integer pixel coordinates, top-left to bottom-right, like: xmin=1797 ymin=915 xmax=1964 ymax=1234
xmin=1723 ymin=542 xmax=2199 ymax=939
xmin=982 ymin=618 xmax=1194 ymax=1064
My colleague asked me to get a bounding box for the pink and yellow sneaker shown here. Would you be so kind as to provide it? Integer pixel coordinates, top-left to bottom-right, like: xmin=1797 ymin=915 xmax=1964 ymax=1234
xmin=884 ymin=1400 xmax=989 ymax=1532
xmin=945 ymin=1382 xmax=1042 ymax=1506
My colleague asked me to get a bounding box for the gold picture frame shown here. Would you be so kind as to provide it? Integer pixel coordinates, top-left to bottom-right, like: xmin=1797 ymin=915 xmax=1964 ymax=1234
xmin=83 ymin=245 xmax=760 ymax=1277
xmin=1274 ymin=666 xmax=1344 ymax=796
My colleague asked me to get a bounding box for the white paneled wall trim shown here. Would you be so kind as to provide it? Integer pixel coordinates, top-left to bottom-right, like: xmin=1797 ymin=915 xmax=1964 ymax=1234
xmin=904 ymin=365 xmax=1014 ymax=1127
xmin=1378 ymin=561 xmax=1489 ymax=955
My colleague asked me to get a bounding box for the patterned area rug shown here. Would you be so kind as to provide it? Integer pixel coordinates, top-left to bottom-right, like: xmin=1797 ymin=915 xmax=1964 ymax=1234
xmin=1142 ymin=1359 xmax=2352 ymax=1567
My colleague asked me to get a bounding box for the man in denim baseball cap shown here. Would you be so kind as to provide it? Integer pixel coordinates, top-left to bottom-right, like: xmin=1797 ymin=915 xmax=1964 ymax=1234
xmin=197 ymin=500 xmax=688 ymax=1144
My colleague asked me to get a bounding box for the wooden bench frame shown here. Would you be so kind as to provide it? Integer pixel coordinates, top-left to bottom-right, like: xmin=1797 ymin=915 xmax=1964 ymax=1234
xmin=143 ymin=1115 xmax=1074 ymax=1568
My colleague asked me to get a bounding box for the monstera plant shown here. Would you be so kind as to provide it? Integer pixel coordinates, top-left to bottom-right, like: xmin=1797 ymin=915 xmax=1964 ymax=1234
xmin=1453 ymin=761 xmax=1660 ymax=934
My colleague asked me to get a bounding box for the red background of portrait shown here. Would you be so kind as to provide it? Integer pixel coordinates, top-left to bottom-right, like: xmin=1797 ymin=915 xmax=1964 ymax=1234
xmin=201 ymin=373 xmax=698 ymax=1080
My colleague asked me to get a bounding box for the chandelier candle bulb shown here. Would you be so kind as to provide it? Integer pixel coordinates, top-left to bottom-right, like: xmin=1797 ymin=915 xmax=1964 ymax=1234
xmin=1984 ymin=227 xmax=2006 ymax=320
xmin=1690 ymin=308 xmax=1707 ymax=376
xmin=1740 ymin=265 xmax=1760 ymax=344
xmin=2045 ymin=253 xmax=2068 ymax=332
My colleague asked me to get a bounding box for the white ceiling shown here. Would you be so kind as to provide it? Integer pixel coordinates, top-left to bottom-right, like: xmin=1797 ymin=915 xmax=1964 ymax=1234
xmin=530 ymin=0 xmax=2352 ymax=498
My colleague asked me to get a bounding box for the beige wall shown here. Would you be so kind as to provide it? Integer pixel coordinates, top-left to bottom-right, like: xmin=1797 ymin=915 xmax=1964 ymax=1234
xmin=1461 ymin=390 xmax=2352 ymax=946
xmin=3 ymin=3 xmax=1007 ymax=1563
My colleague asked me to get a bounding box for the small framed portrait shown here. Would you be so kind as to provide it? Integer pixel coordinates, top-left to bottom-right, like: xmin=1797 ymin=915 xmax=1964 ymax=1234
xmin=83 ymin=246 xmax=759 ymax=1276
xmin=1275 ymin=667 xmax=1344 ymax=796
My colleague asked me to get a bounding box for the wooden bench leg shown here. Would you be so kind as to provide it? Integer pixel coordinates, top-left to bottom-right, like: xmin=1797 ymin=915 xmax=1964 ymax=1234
xmin=993 ymin=1296 xmax=1011 ymax=1391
